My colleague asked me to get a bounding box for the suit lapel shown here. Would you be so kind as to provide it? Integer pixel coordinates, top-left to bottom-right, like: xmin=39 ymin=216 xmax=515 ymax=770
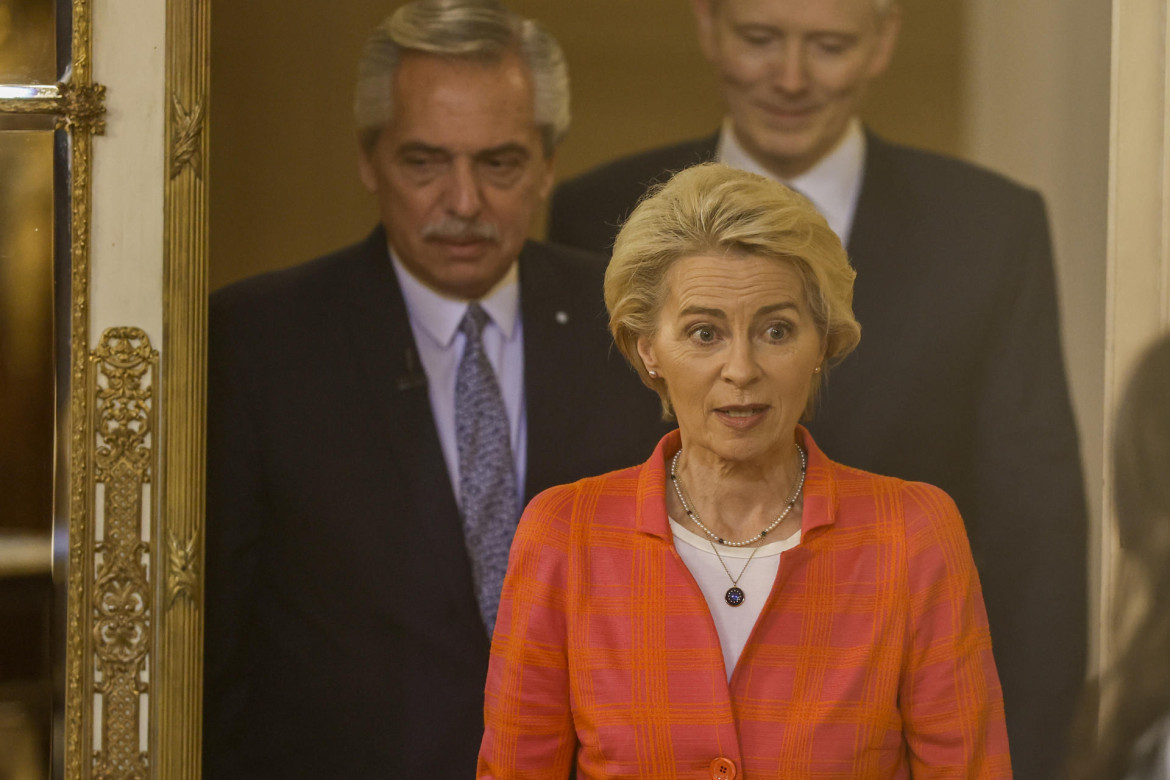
xmin=342 ymin=228 xmax=484 ymax=634
xmin=518 ymin=242 xmax=607 ymax=503
xmin=811 ymin=133 xmax=928 ymax=461
xmin=846 ymin=133 xmax=915 ymax=277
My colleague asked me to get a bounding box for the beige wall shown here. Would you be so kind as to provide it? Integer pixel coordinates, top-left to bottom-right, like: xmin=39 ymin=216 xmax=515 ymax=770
xmin=962 ymin=0 xmax=1112 ymax=674
xmin=209 ymin=0 xmax=964 ymax=289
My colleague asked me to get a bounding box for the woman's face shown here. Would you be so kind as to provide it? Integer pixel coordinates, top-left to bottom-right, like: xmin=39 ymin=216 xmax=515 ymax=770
xmin=637 ymin=253 xmax=825 ymax=466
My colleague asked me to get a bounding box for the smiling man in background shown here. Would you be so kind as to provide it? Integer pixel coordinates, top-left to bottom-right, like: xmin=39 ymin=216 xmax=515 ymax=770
xmin=548 ymin=1 xmax=1088 ymax=775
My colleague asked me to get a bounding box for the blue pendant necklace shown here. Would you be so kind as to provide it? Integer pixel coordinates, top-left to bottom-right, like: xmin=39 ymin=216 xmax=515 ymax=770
xmin=669 ymin=445 xmax=805 ymax=607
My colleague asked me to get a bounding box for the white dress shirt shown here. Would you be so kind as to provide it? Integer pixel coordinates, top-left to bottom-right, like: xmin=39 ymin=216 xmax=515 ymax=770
xmin=389 ymin=250 xmax=527 ymax=506
xmin=716 ymin=116 xmax=867 ymax=245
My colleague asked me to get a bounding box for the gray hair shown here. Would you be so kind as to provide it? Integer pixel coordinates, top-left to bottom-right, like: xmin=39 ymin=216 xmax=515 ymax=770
xmin=354 ymin=0 xmax=570 ymax=156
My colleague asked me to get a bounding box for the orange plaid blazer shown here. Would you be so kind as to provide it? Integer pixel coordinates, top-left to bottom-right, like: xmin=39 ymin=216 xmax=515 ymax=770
xmin=479 ymin=428 xmax=1011 ymax=779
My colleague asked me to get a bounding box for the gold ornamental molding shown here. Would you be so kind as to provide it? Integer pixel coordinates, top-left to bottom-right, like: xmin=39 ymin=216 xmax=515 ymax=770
xmin=0 ymin=84 xmax=65 ymax=114
xmin=158 ymin=0 xmax=211 ymax=778
xmin=169 ymin=95 xmax=205 ymax=179
xmin=59 ymin=81 xmax=109 ymax=134
xmin=90 ymin=327 xmax=158 ymax=780
xmin=166 ymin=530 xmax=199 ymax=608
xmin=52 ymin=3 xmax=110 ymax=778
xmin=0 ymin=83 xmax=108 ymax=130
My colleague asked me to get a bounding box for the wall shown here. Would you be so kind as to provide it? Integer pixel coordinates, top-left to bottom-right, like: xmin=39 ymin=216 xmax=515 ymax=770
xmin=962 ymin=0 xmax=1112 ymax=673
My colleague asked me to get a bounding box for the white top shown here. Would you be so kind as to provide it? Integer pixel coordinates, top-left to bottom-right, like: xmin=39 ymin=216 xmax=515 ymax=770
xmin=716 ymin=116 xmax=867 ymax=245
xmin=670 ymin=517 xmax=801 ymax=680
xmin=389 ymin=250 xmax=527 ymax=505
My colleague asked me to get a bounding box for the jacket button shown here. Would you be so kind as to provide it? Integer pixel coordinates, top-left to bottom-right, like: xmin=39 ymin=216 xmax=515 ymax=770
xmin=709 ymin=756 xmax=737 ymax=780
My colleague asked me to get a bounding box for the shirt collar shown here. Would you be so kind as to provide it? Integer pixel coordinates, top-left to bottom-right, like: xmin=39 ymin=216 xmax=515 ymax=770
xmin=716 ymin=116 xmax=866 ymax=241
xmin=388 ymin=245 xmax=521 ymax=349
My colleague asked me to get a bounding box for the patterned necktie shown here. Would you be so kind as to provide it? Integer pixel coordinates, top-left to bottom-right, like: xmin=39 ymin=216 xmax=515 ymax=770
xmin=455 ymin=302 xmax=520 ymax=634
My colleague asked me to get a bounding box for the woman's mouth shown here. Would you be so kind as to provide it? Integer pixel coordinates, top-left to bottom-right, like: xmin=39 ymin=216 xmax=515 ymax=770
xmin=715 ymin=405 xmax=768 ymax=427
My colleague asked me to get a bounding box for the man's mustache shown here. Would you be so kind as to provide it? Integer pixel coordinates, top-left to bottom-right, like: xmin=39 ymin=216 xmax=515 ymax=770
xmin=422 ymin=218 xmax=500 ymax=243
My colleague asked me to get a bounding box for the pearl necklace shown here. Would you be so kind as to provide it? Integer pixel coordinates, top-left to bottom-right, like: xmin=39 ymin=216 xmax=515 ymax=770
xmin=669 ymin=444 xmax=806 ymax=608
xmin=669 ymin=444 xmax=806 ymax=547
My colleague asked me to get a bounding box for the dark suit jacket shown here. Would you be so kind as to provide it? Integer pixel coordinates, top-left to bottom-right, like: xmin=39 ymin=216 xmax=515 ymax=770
xmin=203 ymin=228 xmax=667 ymax=778
xmin=549 ymin=133 xmax=1088 ymax=780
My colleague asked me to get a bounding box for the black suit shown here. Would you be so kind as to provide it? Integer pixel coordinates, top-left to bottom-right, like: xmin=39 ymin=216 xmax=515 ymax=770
xmin=203 ymin=227 xmax=667 ymax=777
xmin=549 ymin=132 xmax=1088 ymax=779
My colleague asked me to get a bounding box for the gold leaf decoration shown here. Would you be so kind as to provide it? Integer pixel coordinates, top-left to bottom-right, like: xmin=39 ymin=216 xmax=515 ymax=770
xmin=169 ymin=95 xmax=204 ymax=179
xmin=56 ymin=81 xmax=108 ymax=135
xmin=90 ymin=327 xmax=157 ymax=780
xmin=166 ymin=531 xmax=199 ymax=607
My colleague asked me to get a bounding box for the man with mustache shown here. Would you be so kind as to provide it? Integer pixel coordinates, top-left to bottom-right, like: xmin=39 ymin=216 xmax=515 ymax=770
xmin=547 ymin=0 xmax=1087 ymax=776
xmin=202 ymin=1 xmax=665 ymax=776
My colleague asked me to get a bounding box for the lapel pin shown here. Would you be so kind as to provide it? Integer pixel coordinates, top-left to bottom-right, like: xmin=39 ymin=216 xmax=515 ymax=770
xmin=555 ymin=311 xmax=569 ymax=325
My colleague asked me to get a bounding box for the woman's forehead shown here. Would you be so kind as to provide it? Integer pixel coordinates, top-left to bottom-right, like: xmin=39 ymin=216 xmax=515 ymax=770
xmin=664 ymin=253 xmax=808 ymax=306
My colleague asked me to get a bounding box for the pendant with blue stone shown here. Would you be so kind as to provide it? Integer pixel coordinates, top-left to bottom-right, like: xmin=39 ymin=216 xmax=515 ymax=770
xmin=724 ymin=587 xmax=745 ymax=607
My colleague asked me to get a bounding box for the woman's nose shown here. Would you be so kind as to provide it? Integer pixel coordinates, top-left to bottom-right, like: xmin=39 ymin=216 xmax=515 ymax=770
xmin=721 ymin=338 xmax=761 ymax=386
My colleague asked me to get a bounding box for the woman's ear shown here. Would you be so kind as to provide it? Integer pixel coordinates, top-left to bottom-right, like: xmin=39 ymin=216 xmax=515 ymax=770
xmin=637 ymin=335 xmax=660 ymax=378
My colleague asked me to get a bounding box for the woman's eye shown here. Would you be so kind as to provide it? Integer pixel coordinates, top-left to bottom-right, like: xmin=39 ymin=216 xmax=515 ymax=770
xmin=767 ymin=324 xmax=789 ymax=340
xmin=691 ymin=327 xmax=716 ymax=343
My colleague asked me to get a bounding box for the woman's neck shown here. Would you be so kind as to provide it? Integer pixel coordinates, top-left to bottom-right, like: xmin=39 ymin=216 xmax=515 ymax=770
xmin=669 ymin=441 xmax=805 ymax=545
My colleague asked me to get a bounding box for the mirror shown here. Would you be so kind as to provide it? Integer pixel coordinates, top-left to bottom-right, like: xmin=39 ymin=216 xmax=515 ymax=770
xmin=0 ymin=0 xmax=62 ymax=777
xmin=0 ymin=126 xmax=56 ymax=780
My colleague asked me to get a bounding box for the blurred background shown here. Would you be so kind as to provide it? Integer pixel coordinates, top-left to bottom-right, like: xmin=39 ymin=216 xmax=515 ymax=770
xmin=0 ymin=0 xmax=57 ymax=779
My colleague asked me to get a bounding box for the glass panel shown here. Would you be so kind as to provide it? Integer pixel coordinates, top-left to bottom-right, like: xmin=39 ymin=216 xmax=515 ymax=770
xmin=0 ymin=0 xmax=56 ymax=84
xmin=0 ymin=113 xmax=56 ymax=132
xmin=0 ymin=129 xmax=55 ymax=780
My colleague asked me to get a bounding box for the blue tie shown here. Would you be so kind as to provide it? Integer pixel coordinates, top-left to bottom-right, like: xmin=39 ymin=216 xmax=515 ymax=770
xmin=455 ymin=302 xmax=520 ymax=634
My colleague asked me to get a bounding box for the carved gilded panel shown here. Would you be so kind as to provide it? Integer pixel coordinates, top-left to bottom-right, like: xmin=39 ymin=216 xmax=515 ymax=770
xmin=90 ymin=328 xmax=157 ymax=780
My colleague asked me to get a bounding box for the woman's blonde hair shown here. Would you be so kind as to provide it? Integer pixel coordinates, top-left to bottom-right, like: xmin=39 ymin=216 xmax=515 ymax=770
xmin=605 ymin=163 xmax=860 ymax=418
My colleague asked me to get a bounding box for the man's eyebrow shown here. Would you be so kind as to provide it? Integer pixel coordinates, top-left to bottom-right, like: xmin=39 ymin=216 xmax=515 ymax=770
xmin=474 ymin=143 xmax=532 ymax=159
xmin=807 ymin=30 xmax=860 ymax=43
xmin=392 ymin=142 xmax=532 ymax=158
xmin=394 ymin=141 xmax=449 ymax=156
xmin=732 ymin=22 xmax=861 ymax=40
xmin=731 ymin=22 xmax=782 ymax=37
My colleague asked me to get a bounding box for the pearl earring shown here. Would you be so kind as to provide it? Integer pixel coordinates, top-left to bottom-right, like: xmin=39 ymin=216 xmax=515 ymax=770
xmin=648 ymin=370 xmax=659 ymax=379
